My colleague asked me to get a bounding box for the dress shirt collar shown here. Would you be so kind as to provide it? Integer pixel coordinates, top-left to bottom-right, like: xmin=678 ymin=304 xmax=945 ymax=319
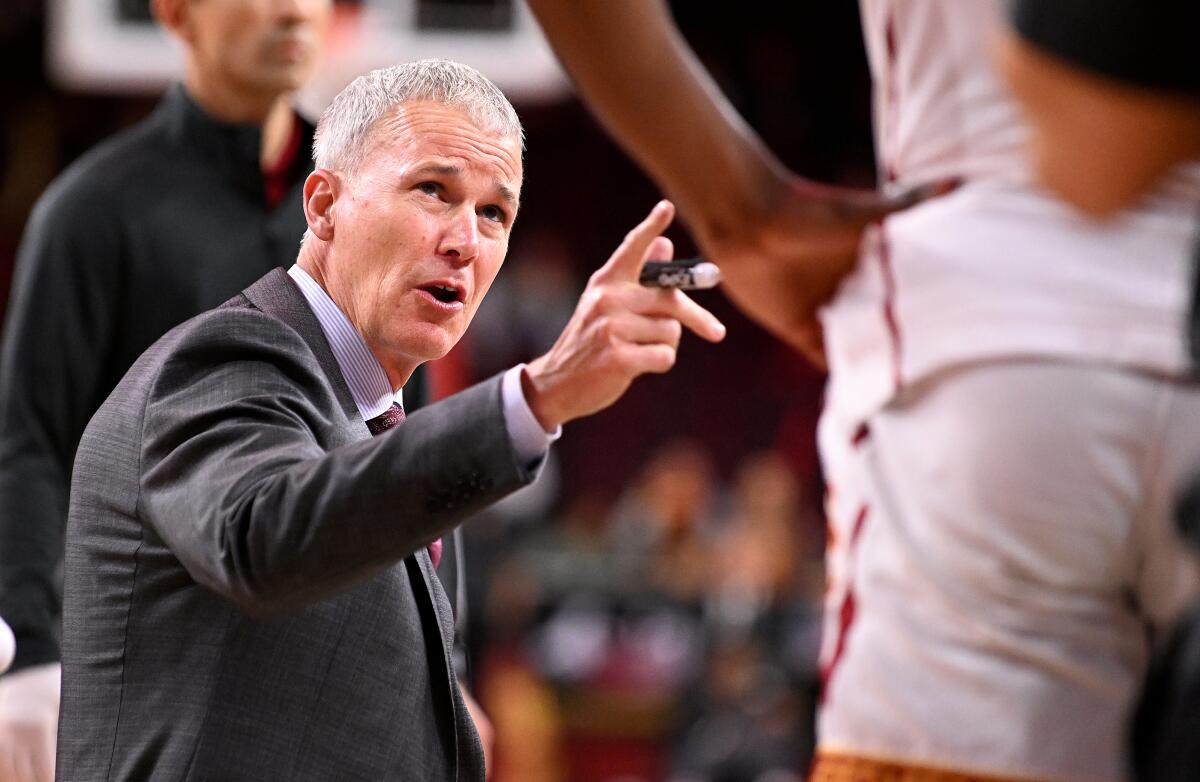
xmin=287 ymin=265 xmax=401 ymax=420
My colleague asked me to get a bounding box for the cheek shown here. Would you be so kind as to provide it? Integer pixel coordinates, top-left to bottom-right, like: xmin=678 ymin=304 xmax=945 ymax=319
xmin=232 ymin=15 xmax=276 ymax=64
xmin=375 ymin=264 xmax=415 ymax=310
xmin=305 ymin=0 xmax=335 ymax=30
xmin=376 ymin=207 xmax=434 ymax=250
xmin=209 ymin=30 xmax=257 ymax=73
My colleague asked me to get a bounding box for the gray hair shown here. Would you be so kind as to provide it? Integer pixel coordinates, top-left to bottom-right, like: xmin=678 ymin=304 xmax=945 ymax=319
xmin=312 ymin=59 xmax=524 ymax=174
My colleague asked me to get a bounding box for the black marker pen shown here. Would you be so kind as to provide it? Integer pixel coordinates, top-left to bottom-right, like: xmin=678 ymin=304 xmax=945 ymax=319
xmin=639 ymin=258 xmax=722 ymax=290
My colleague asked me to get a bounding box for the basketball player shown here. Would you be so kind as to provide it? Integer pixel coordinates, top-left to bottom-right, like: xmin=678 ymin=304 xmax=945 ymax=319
xmin=527 ymin=1 xmax=1200 ymax=779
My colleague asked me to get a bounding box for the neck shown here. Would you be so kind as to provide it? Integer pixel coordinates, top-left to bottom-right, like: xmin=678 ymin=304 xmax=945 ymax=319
xmin=296 ymin=240 xmax=330 ymax=292
xmin=381 ymin=363 xmax=415 ymax=394
xmin=184 ymin=68 xmax=295 ymax=166
xmin=297 ymin=244 xmax=416 ymax=392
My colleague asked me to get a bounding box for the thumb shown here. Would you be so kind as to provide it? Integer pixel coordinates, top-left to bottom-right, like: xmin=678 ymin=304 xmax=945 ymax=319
xmin=835 ymin=176 xmax=961 ymax=225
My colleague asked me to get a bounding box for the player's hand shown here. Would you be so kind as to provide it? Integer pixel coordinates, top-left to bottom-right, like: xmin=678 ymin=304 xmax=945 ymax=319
xmin=696 ymin=174 xmax=958 ymax=368
xmin=523 ymin=200 xmax=725 ymax=430
xmin=0 ymin=663 xmax=60 ymax=782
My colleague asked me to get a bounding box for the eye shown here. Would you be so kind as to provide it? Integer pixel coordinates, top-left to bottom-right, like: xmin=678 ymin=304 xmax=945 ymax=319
xmin=480 ymin=204 xmax=506 ymax=223
xmin=416 ymin=182 xmax=440 ymax=196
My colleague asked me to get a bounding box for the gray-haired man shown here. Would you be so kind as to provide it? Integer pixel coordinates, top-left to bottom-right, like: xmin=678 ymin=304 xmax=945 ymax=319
xmin=57 ymin=59 xmax=725 ymax=781
xmin=0 ymin=2 xmax=334 ymax=780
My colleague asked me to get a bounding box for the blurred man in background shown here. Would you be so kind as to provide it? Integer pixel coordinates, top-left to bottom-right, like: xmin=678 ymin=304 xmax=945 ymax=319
xmin=0 ymin=2 xmax=333 ymax=779
xmin=528 ymin=1 xmax=1200 ymax=780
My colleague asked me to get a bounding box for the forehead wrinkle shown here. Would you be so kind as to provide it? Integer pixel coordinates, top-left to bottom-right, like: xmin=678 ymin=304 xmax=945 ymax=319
xmin=367 ymin=105 xmax=522 ymax=204
xmin=430 ymin=134 xmax=521 ymax=187
xmin=380 ymin=103 xmax=518 ymax=163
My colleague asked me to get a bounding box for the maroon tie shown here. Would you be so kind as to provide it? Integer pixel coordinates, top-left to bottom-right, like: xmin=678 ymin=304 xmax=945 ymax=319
xmin=366 ymin=403 xmax=442 ymax=568
xmin=365 ymin=402 xmax=406 ymax=435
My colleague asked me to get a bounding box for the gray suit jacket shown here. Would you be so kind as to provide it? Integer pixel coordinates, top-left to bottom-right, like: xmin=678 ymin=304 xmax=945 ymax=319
xmin=58 ymin=268 xmax=536 ymax=781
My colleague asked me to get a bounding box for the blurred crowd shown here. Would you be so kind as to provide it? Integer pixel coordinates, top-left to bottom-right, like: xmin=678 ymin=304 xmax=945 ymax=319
xmin=471 ymin=441 xmax=824 ymax=782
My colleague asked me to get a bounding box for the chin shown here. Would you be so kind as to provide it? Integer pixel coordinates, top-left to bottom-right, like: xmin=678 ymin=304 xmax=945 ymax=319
xmin=400 ymin=331 xmax=461 ymax=365
xmin=255 ymin=65 xmax=312 ymax=95
xmin=388 ymin=303 xmax=467 ymax=349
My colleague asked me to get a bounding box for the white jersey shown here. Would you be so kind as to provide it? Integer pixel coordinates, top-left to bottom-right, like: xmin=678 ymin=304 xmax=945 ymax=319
xmin=821 ymin=0 xmax=1200 ymax=425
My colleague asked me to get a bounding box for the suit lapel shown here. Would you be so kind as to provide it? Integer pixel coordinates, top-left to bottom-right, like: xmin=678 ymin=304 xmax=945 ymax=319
xmin=415 ymin=548 xmax=461 ymax=775
xmin=241 ymin=268 xmax=364 ymax=432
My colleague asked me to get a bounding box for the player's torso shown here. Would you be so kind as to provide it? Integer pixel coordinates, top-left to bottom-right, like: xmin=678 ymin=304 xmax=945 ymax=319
xmin=822 ymin=0 xmax=1200 ymax=425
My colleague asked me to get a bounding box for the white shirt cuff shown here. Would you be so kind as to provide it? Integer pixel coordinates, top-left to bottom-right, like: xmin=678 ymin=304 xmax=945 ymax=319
xmin=501 ymin=364 xmax=561 ymax=462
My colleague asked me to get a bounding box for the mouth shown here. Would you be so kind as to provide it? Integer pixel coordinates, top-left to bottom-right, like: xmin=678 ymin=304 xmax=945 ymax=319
xmin=417 ymin=281 xmax=466 ymax=308
xmin=271 ymin=36 xmax=310 ymax=64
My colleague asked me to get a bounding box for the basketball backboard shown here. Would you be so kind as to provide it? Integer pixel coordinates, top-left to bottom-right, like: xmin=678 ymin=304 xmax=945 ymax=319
xmin=48 ymin=0 xmax=571 ymax=107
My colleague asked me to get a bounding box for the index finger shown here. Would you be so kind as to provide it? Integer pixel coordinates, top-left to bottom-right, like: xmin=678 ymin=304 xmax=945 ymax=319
xmin=594 ymin=200 xmax=676 ymax=283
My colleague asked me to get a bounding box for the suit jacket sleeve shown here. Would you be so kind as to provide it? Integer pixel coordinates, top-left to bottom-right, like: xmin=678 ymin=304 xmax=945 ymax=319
xmin=137 ymin=306 xmax=536 ymax=616
xmin=0 ymin=178 xmax=122 ymax=671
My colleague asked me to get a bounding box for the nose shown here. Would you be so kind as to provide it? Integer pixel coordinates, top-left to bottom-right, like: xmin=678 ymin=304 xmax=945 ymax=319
xmin=436 ymin=208 xmax=480 ymax=265
xmin=274 ymin=0 xmax=326 ymax=23
xmin=273 ymin=0 xmax=301 ymax=24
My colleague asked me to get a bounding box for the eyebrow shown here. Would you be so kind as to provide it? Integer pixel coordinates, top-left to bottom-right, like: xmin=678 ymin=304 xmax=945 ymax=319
xmin=413 ymin=163 xmax=461 ymax=178
xmin=497 ymin=184 xmax=519 ymax=208
xmin=412 ymin=163 xmax=519 ymax=208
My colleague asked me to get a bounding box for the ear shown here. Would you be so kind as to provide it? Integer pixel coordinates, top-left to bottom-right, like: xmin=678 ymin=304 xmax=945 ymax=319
xmin=151 ymin=0 xmax=194 ymax=45
xmin=303 ymin=169 xmax=340 ymax=241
